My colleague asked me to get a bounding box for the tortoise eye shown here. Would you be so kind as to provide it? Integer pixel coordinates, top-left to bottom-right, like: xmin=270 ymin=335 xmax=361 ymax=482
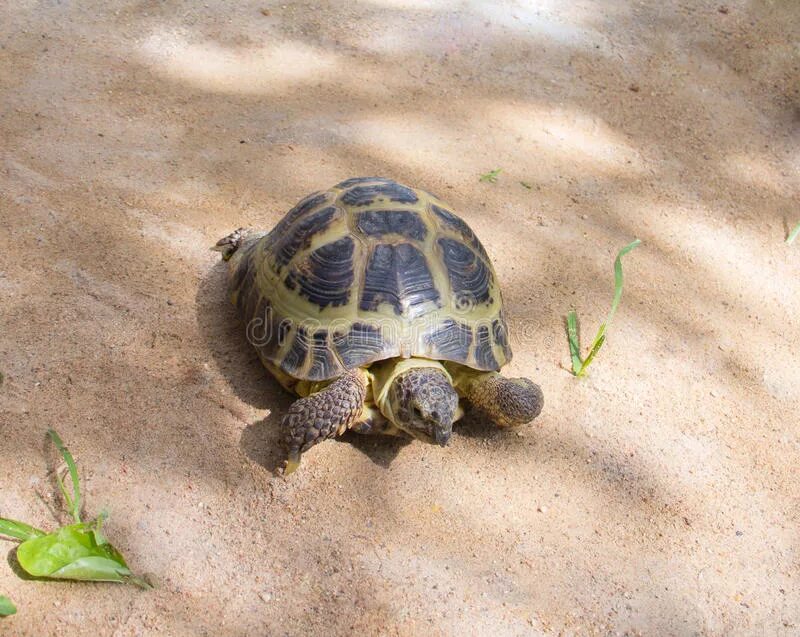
xmin=412 ymin=407 xmax=423 ymax=420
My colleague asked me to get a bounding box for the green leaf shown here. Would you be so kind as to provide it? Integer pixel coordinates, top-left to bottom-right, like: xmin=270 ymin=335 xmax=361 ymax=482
xmin=49 ymin=556 xmax=131 ymax=581
xmin=47 ymin=429 xmax=82 ymax=523
xmin=566 ymin=239 xmax=641 ymax=376
xmin=787 ymin=221 xmax=800 ymax=245
xmin=0 ymin=596 xmax=16 ymax=617
xmin=479 ymin=168 xmax=502 ymax=183
xmin=0 ymin=518 xmax=47 ymax=542
xmin=16 ymin=523 xmax=131 ymax=583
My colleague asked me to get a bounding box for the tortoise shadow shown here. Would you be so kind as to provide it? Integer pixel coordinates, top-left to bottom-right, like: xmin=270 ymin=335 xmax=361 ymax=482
xmin=195 ymin=259 xmax=278 ymax=411
xmin=239 ymin=410 xmax=290 ymax=475
xmin=337 ymin=431 xmax=412 ymax=469
xmin=453 ymin=409 xmax=502 ymax=440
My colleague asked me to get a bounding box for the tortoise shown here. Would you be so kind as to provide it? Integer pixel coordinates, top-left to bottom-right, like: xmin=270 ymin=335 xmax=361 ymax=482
xmin=214 ymin=177 xmax=543 ymax=473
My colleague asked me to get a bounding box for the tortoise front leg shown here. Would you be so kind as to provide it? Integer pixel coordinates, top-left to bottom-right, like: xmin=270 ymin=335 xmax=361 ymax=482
xmin=282 ymin=369 xmax=368 ymax=474
xmin=461 ymin=372 xmax=543 ymax=428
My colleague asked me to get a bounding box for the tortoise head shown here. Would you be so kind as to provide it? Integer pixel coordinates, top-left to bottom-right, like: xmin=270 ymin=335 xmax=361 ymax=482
xmin=386 ymin=366 xmax=459 ymax=446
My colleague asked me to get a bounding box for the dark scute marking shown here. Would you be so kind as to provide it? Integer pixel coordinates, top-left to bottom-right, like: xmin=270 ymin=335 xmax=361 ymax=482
xmin=335 ymin=176 xmax=394 ymax=189
xmin=360 ymin=243 xmax=440 ymax=316
xmin=307 ymin=329 xmax=341 ymax=380
xmin=426 ymin=319 xmax=473 ymax=361
xmin=492 ymin=317 xmax=512 ymax=360
xmin=334 ymin=322 xmax=387 ymax=368
xmin=438 ymin=237 xmax=492 ymax=305
xmin=431 ymin=204 xmax=489 ymax=260
xmin=284 ymin=236 xmax=354 ymax=308
xmin=341 ymin=182 xmax=419 ymax=207
xmin=356 ymin=210 xmax=427 ymax=241
xmin=475 ymin=324 xmax=499 ymax=370
xmin=283 ymin=327 xmax=310 ymax=375
xmin=273 ymin=206 xmax=337 ymax=267
xmin=264 ymin=192 xmax=329 ymax=249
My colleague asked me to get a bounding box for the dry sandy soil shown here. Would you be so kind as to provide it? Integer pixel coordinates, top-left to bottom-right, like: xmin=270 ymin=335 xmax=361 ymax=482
xmin=1 ymin=1 xmax=799 ymax=635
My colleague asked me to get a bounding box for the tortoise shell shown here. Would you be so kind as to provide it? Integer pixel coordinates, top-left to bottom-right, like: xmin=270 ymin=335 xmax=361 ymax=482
xmin=228 ymin=177 xmax=512 ymax=381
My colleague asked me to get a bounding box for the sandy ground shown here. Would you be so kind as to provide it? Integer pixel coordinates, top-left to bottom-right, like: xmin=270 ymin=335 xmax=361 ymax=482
xmin=1 ymin=0 xmax=799 ymax=635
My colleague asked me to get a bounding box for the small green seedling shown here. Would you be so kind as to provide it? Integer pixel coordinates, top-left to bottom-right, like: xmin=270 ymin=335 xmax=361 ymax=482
xmin=566 ymin=239 xmax=641 ymax=376
xmin=0 ymin=430 xmax=150 ymax=593
xmin=0 ymin=596 xmax=16 ymax=617
xmin=787 ymin=221 xmax=800 ymax=245
xmin=479 ymin=168 xmax=502 ymax=183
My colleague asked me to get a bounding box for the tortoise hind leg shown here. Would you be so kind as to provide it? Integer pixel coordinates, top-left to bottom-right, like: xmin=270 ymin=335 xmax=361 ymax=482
xmin=212 ymin=227 xmax=251 ymax=261
xmin=282 ymin=369 xmax=368 ymax=474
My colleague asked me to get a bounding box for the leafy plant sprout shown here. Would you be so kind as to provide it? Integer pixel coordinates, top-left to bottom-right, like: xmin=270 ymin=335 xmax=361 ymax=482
xmin=566 ymin=239 xmax=641 ymax=377
xmin=0 ymin=430 xmax=151 ymax=605
xmin=479 ymin=168 xmax=502 ymax=183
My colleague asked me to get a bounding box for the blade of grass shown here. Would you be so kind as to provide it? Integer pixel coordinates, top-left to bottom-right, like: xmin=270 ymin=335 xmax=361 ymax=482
xmin=787 ymin=221 xmax=800 ymax=245
xmin=566 ymin=311 xmax=582 ymax=374
xmin=47 ymin=429 xmax=81 ymax=523
xmin=605 ymin=239 xmax=642 ymax=323
xmin=0 ymin=595 xmax=16 ymax=617
xmin=567 ymin=239 xmax=641 ymax=376
xmin=0 ymin=518 xmax=47 ymax=542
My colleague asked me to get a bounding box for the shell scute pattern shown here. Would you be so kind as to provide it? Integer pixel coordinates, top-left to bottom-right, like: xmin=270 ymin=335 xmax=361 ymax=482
xmin=284 ymin=235 xmax=355 ymax=308
xmin=340 ymin=182 xmax=419 ymax=207
xmin=356 ymin=210 xmax=428 ymax=241
xmin=273 ymin=205 xmax=339 ymax=267
xmin=359 ymin=242 xmax=441 ymax=317
xmin=228 ymin=178 xmax=512 ymax=380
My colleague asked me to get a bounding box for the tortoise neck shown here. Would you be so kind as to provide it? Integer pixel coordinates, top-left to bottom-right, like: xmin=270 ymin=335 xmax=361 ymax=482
xmin=371 ymin=358 xmax=451 ymax=421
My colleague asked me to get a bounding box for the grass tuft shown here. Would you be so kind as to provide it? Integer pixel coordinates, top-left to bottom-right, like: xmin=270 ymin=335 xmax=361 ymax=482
xmin=566 ymin=239 xmax=641 ymax=376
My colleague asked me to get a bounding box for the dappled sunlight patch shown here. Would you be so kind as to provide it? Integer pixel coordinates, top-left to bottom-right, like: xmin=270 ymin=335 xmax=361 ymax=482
xmin=469 ymin=0 xmax=610 ymax=49
xmin=721 ymin=153 xmax=795 ymax=197
xmin=486 ymin=102 xmax=646 ymax=174
xmin=127 ymin=207 xmax=211 ymax=264
xmin=360 ymin=0 xmax=458 ymax=9
xmin=760 ymin=349 xmax=800 ymax=404
xmin=357 ymin=0 xmax=610 ymax=56
xmin=653 ymin=212 xmax=798 ymax=313
xmin=348 ymin=115 xmax=476 ymax=176
xmin=138 ymin=29 xmax=339 ymax=94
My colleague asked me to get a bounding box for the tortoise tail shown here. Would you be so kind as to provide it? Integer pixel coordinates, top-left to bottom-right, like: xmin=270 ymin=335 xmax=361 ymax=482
xmin=212 ymin=227 xmax=250 ymax=261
